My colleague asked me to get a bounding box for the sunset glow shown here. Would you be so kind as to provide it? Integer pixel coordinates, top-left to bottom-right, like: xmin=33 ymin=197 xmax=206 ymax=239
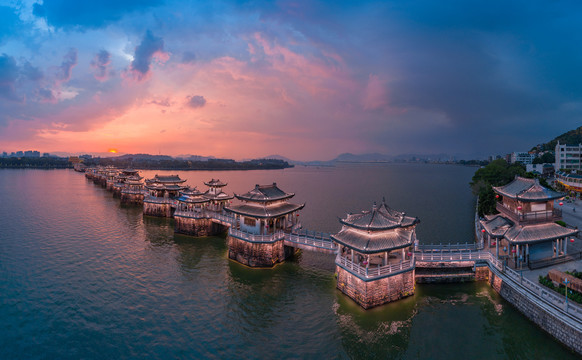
xmin=0 ymin=2 xmax=581 ymax=160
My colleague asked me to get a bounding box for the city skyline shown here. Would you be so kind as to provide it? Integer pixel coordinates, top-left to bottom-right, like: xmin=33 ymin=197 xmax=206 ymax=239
xmin=1 ymin=1 xmax=582 ymax=160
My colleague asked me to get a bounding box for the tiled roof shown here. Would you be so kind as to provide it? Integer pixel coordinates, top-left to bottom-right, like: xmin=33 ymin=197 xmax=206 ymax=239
xmin=504 ymin=222 xmax=578 ymax=244
xmin=204 ymin=178 xmax=227 ymax=187
xmin=480 ymin=215 xmax=513 ymax=237
xmin=147 ymin=174 xmax=187 ymax=184
xmin=235 ymin=183 xmax=294 ymax=202
xmin=331 ymin=228 xmax=414 ymax=253
xmin=493 ymin=176 xmax=563 ymax=201
xmin=225 ymin=202 xmax=304 ymax=218
xmin=340 ymin=199 xmax=419 ymax=231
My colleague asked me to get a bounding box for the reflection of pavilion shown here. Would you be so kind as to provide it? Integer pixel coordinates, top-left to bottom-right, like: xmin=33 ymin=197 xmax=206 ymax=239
xmin=481 ymin=176 xmax=578 ymax=269
xmin=334 ymin=199 xmax=418 ymax=309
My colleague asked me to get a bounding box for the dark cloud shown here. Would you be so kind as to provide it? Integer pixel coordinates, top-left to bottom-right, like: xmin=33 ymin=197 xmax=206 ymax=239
xmin=182 ymin=51 xmax=196 ymax=63
xmin=186 ymin=95 xmax=206 ymax=108
xmin=0 ymin=54 xmax=23 ymax=102
xmin=21 ymin=62 xmax=43 ymax=82
xmin=129 ymin=30 xmax=165 ymax=81
xmin=56 ymin=48 xmax=77 ymax=83
xmin=90 ymin=50 xmax=111 ymax=81
xmin=149 ymin=98 xmax=171 ymax=107
xmin=37 ymin=88 xmax=56 ymax=102
xmin=32 ymin=0 xmax=162 ymax=30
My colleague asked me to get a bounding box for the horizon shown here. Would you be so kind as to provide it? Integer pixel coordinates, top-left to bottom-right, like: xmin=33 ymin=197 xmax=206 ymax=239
xmin=1 ymin=1 xmax=581 ymax=160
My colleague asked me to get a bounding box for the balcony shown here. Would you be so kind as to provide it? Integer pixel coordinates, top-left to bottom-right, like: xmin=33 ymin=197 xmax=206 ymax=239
xmin=336 ymin=254 xmax=414 ymax=281
xmin=496 ymin=202 xmax=561 ymax=224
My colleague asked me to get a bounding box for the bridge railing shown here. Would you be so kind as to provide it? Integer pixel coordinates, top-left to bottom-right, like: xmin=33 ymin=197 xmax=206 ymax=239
xmin=143 ymin=196 xmax=174 ymax=204
xmin=212 ymin=213 xmax=236 ymax=226
xmin=336 ymin=254 xmax=414 ymax=279
xmin=494 ymin=264 xmax=582 ymax=323
xmin=415 ymin=249 xmax=489 ymax=262
xmin=286 ymin=231 xmax=337 ymax=251
xmin=228 ymin=228 xmax=285 ymax=243
xmin=416 ymin=242 xmax=482 ymax=252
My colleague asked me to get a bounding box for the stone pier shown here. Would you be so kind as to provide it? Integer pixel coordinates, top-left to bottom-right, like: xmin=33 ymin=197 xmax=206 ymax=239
xmin=227 ymin=235 xmax=295 ymax=267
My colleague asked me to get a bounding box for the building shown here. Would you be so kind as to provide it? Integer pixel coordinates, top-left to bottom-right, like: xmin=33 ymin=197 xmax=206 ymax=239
xmin=555 ymin=171 xmax=582 ymax=195
xmin=225 ymin=183 xmax=304 ymax=267
xmin=173 ymin=187 xmax=213 ymax=236
xmin=555 ymin=141 xmax=582 ymax=171
xmin=333 ymin=199 xmax=419 ymax=309
xmin=202 ymin=179 xmax=234 ymax=213
xmin=525 ymin=163 xmax=555 ymax=178
xmin=112 ymin=169 xmax=140 ymax=197
xmin=480 ymin=176 xmax=577 ymax=269
xmin=143 ymin=175 xmax=188 ymax=217
xmin=120 ymin=173 xmax=145 ymax=205
xmin=510 ymin=152 xmax=535 ymax=165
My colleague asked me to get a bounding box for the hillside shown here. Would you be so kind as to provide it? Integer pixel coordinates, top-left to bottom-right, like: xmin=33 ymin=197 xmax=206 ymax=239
xmin=540 ymin=126 xmax=582 ymax=151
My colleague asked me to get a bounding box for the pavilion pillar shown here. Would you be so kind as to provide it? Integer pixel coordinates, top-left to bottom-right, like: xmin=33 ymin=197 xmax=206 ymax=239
xmin=496 ymin=240 xmax=499 ymax=258
xmin=526 ymin=244 xmax=530 ymax=265
xmin=351 ymin=249 xmax=354 ymax=263
xmin=564 ymin=236 xmax=568 ymax=255
xmin=384 ymin=252 xmax=388 ymax=265
xmin=516 ymin=244 xmax=520 ymax=267
xmin=401 ymin=248 xmax=405 ymax=261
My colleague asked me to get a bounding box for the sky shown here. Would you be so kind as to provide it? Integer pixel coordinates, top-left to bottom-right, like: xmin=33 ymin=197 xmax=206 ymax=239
xmin=1 ymin=0 xmax=582 ymax=160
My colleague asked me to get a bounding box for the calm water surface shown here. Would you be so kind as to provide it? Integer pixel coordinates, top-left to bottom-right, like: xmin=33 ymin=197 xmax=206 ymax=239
xmin=0 ymin=164 xmax=577 ymax=359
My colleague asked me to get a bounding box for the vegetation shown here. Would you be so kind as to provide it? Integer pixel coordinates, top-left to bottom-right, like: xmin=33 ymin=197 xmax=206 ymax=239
xmin=471 ymin=159 xmax=525 ymax=217
xmin=84 ymin=157 xmax=292 ymax=170
xmin=0 ymin=157 xmax=72 ymax=169
xmin=555 ymin=220 xmax=567 ymax=227
xmin=539 ymin=275 xmax=582 ymax=304
xmin=539 ymin=125 xmax=582 ymax=152
xmin=532 ymin=152 xmax=555 ymax=164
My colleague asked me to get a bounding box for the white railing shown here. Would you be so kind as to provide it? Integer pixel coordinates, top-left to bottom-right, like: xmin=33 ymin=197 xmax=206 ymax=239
xmin=336 ymin=254 xmax=414 ymax=279
xmin=491 ymin=263 xmax=582 ymax=324
xmin=415 ymin=249 xmax=489 ymax=262
xmin=416 ymin=242 xmax=482 ymax=252
xmin=173 ymin=210 xmax=207 ymax=219
xmin=143 ymin=196 xmax=174 ymax=204
xmin=286 ymin=232 xmax=337 ymax=251
xmin=228 ymin=228 xmax=285 ymax=243
xmin=212 ymin=213 xmax=236 ymax=225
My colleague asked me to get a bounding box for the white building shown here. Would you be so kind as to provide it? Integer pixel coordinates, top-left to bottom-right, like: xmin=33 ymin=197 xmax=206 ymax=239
xmin=510 ymin=152 xmax=535 ymax=164
xmin=555 ymin=141 xmax=582 ymax=171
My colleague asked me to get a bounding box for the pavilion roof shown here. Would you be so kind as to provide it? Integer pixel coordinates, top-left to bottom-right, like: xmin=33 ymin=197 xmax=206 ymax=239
xmin=504 ymin=222 xmax=578 ymax=244
xmin=147 ymin=174 xmax=187 ymax=184
xmin=235 ymin=183 xmax=294 ymax=202
xmin=331 ymin=228 xmax=414 ymax=253
xmin=145 ymin=183 xmax=187 ymax=191
xmin=340 ymin=199 xmax=419 ymax=231
xmin=204 ymin=190 xmax=234 ymax=201
xmin=204 ymin=178 xmax=227 ymax=187
xmin=493 ymin=176 xmax=563 ymax=202
xmin=480 ymin=215 xmax=513 ymax=237
xmin=225 ymin=202 xmax=304 ymax=219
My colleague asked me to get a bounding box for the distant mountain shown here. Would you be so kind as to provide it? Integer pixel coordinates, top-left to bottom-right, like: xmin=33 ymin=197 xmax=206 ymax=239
xmin=538 ymin=126 xmax=582 ymax=151
xmin=113 ymin=153 xmax=173 ymax=161
xmin=175 ymin=154 xmax=216 ymax=161
xmin=333 ymin=153 xmax=393 ymax=163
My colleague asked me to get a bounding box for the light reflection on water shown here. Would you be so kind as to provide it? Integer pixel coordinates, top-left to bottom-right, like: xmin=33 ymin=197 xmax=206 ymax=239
xmin=0 ymin=166 xmax=578 ymax=359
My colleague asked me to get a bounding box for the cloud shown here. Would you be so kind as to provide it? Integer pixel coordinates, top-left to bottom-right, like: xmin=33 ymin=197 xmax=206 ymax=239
xmin=37 ymin=88 xmax=56 ymax=103
xmin=362 ymin=74 xmax=387 ymax=111
xmin=56 ymin=48 xmax=77 ymax=83
xmin=149 ymin=97 xmax=171 ymax=107
xmin=0 ymin=54 xmax=23 ymax=102
xmin=182 ymin=51 xmax=196 ymax=63
xmin=0 ymin=6 xmax=22 ymax=44
xmin=90 ymin=50 xmax=111 ymax=81
xmin=186 ymin=95 xmax=206 ymax=108
xmin=32 ymin=0 xmax=162 ymax=30
xmin=127 ymin=30 xmax=167 ymax=82
xmin=22 ymin=62 xmax=43 ymax=82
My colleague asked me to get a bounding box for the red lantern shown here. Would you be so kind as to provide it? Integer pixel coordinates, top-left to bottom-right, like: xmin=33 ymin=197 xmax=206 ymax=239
xmin=407 ymin=252 xmax=412 ymax=257
xmin=495 ymin=194 xmax=499 ymax=199
xmin=511 ymin=249 xmax=516 ymax=253
xmin=517 ymin=206 xmax=522 ymax=210
xmin=571 ymin=238 xmax=576 ymax=243
xmin=296 ymin=213 xmax=299 ymax=217
xmin=481 ymin=229 xmax=486 ymax=233
xmin=492 ymin=241 xmax=496 ymax=246
xmin=559 ymin=202 xmax=564 ymax=206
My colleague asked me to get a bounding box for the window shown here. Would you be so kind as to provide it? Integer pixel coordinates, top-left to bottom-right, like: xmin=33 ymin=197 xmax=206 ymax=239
xmin=244 ymin=217 xmax=256 ymax=226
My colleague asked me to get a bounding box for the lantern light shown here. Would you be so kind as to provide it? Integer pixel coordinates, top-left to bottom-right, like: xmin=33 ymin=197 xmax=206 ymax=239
xmin=481 ymin=229 xmax=486 ymax=233
xmin=571 ymin=238 xmax=576 ymax=243
xmin=517 ymin=206 xmax=522 ymax=210
xmin=495 ymin=195 xmax=499 ymax=199
xmin=511 ymin=249 xmax=516 ymax=253
xmin=407 ymin=252 xmax=412 ymax=257
xmin=559 ymin=202 xmax=564 ymax=206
